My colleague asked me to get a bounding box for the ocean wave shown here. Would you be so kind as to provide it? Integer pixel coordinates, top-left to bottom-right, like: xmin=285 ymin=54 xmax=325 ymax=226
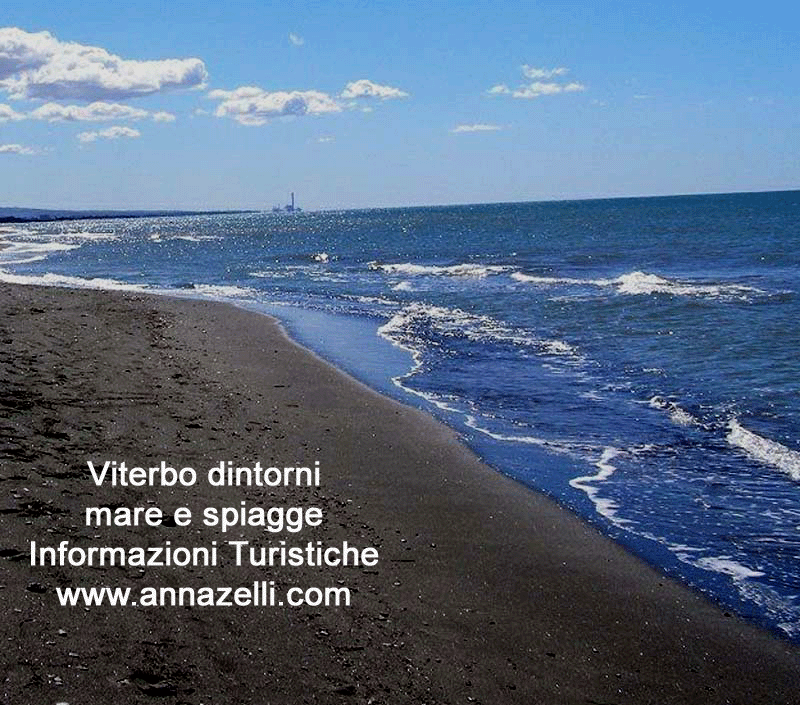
xmin=0 ymin=269 xmax=150 ymax=292
xmin=0 ymin=268 xmax=264 ymax=305
xmin=511 ymin=272 xmax=588 ymax=286
xmin=726 ymin=419 xmax=800 ymax=481
xmin=249 ymin=269 xmax=299 ymax=280
xmin=369 ymin=261 xmax=509 ymax=278
xmin=343 ymin=294 xmax=397 ymax=306
xmin=377 ymin=302 xmax=581 ymax=360
xmin=0 ymin=240 xmax=80 ymax=258
xmin=613 ymin=271 xmax=761 ymax=298
xmin=312 ymin=252 xmax=330 ymax=262
xmin=512 ymin=269 xmax=763 ymax=300
xmin=648 ymin=396 xmax=701 ymax=427
xmin=172 ymin=234 xmax=221 ymax=242
xmin=189 ymin=283 xmax=258 ymax=299
xmin=692 ymin=555 xmax=765 ymax=580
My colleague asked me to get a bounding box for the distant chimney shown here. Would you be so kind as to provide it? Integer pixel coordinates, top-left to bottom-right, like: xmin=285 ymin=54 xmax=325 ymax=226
xmin=291 ymin=192 xmax=295 ymax=210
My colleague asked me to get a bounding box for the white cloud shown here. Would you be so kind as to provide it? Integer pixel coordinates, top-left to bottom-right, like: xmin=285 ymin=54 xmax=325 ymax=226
xmin=28 ymin=101 xmax=177 ymax=123
xmin=208 ymin=86 xmax=341 ymax=126
xmin=0 ymin=27 xmax=55 ymax=76
xmin=451 ymin=123 xmax=502 ymax=133
xmin=30 ymin=101 xmax=149 ymax=122
xmin=77 ymin=125 xmax=141 ymax=143
xmin=317 ymin=136 xmax=334 ymax=143
xmin=512 ymin=81 xmax=585 ymax=99
xmin=0 ymin=102 xmax=24 ymax=122
xmin=490 ymin=64 xmax=586 ymax=100
xmin=0 ymin=143 xmax=36 ymax=154
xmin=521 ymin=65 xmax=569 ymax=79
xmin=0 ymin=27 xmax=208 ymax=100
xmin=487 ymin=84 xmax=511 ymax=95
xmin=341 ymin=79 xmax=408 ymax=100
xmin=289 ymin=33 xmax=304 ymax=46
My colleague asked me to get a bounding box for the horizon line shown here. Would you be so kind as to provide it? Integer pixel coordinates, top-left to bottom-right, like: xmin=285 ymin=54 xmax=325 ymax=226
xmin=4 ymin=186 xmax=799 ymax=218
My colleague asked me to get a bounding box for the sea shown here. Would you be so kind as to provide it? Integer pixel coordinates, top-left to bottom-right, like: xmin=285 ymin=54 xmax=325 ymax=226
xmin=2 ymin=190 xmax=799 ymax=640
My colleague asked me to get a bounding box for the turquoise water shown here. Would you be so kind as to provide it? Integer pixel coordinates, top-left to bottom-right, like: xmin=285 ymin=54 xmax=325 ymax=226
xmin=2 ymin=190 xmax=799 ymax=639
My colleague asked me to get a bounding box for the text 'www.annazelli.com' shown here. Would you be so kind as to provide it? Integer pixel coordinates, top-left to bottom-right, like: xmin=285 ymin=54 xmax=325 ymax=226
xmin=55 ymin=582 xmax=351 ymax=608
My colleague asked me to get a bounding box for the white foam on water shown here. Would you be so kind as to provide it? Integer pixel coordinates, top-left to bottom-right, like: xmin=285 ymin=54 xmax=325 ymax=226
xmin=172 ymin=234 xmax=221 ymax=242
xmin=462 ymin=414 xmax=589 ymax=458
xmin=511 ymin=272 xmax=589 ymax=286
xmin=378 ymin=302 xmax=581 ymax=360
xmin=348 ymin=294 xmax=396 ymax=306
xmin=376 ymin=302 xmax=588 ymax=429
xmin=612 ymin=270 xmax=761 ymax=298
xmin=0 ymin=268 xmax=150 ymax=292
xmin=726 ymin=419 xmax=800 ymax=481
xmin=249 ymin=269 xmax=298 ymax=280
xmin=512 ymin=269 xmax=763 ymax=300
xmin=693 ymin=556 xmax=765 ymax=580
xmin=672 ymin=545 xmax=800 ymax=638
xmin=579 ymin=389 xmax=606 ymax=402
xmin=369 ymin=261 xmax=509 ymax=278
xmin=569 ymin=447 xmax=632 ymax=526
xmin=0 ymin=228 xmax=117 ymax=263
xmin=464 ymin=414 xmax=550 ymax=447
xmin=648 ymin=395 xmax=701 ymax=427
xmin=0 ymin=241 xmax=81 ymax=264
xmin=391 ymin=280 xmax=414 ymax=291
xmin=190 ymin=283 xmax=257 ymax=299
xmin=312 ymin=252 xmax=330 ymax=262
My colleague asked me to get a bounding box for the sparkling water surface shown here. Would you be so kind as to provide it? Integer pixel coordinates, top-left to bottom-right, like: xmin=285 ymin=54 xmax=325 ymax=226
xmin=2 ymin=190 xmax=799 ymax=639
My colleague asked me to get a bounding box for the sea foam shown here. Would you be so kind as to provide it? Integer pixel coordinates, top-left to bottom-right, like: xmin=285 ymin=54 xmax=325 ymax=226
xmin=569 ymin=447 xmax=631 ymax=527
xmin=0 ymin=269 xmax=149 ymax=292
xmin=377 ymin=302 xmax=580 ymax=359
xmin=370 ymin=261 xmax=509 ymax=278
xmin=512 ymin=269 xmax=763 ymax=300
xmin=726 ymin=419 xmax=800 ymax=481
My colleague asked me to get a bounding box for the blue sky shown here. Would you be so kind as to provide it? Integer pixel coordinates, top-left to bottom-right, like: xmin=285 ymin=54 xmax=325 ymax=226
xmin=0 ymin=1 xmax=797 ymax=210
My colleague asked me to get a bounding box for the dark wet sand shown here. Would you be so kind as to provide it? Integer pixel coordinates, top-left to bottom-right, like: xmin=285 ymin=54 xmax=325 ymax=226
xmin=1 ymin=282 xmax=798 ymax=704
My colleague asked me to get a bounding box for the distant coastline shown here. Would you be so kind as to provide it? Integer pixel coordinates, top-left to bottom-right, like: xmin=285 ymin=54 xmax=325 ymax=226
xmin=0 ymin=208 xmax=256 ymax=224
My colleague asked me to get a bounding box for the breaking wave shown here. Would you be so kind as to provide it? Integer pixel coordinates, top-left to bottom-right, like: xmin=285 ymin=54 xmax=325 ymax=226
xmin=648 ymin=396 xmax=702 ymax=427
xmin=377 ymin=302 xmax=580 ymax=359
xmin=0 ymin=269 xmax=149 ymax=292
xmin=513 ymin=269 xmax=763 ymax=300
xmin=369 ymin=261 xmax=510 ymax=278
xmin=726 ymin=419 xmax=800 ymax=481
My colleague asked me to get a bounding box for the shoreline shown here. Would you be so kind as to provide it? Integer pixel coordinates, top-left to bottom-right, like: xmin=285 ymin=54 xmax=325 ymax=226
xmin=1 ymin=281 xmax=798 ymax=703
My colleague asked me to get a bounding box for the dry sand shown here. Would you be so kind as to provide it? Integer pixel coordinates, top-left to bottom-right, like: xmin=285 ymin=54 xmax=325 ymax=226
xmin=1 ymin=282 xmax=798 ymax=704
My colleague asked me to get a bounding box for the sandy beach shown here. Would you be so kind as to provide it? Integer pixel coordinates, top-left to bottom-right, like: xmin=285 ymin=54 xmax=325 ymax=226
xmin=1 ymin=281 xmax=799 ymax=704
